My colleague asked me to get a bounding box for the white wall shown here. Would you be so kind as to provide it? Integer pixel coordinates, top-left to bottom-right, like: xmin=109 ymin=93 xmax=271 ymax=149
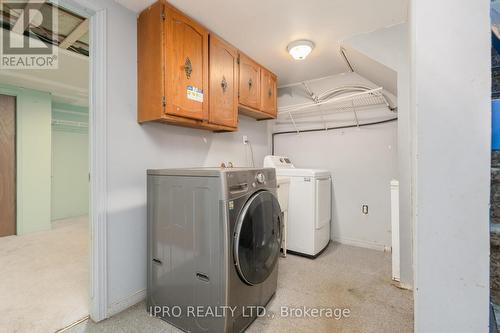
xmin=344 ymin=23 xmax=406 ymax=72
xmin=275 ymin=73 xmax=398 ymax=250
xmin=75 ymin=0 xmax=270 ymax=315
xmin=275 ymin=122 xmax=397 ymax=250
xmin=343 ymin=23 xmax=413 ymax=288
xmin=410 ymin=0 xmax=490 ymax=331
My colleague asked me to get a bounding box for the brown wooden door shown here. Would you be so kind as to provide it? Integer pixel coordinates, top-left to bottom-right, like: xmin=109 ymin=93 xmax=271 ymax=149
xmin=209 ymin=36 xmax=238 ymax=128
xmin=165 ymin=5 xmax=209 ymax=121
xmin=260 ymin=68 xmax=277 ymax=116
xmin=238 ymin=53 xmax=261 ymax=110
xmin=0 ymin=95 xmax=16 ymax=237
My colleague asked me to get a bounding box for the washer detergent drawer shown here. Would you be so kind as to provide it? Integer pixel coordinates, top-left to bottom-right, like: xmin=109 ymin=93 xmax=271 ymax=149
xmin=315 ymin=177 xmax=331 ymax=229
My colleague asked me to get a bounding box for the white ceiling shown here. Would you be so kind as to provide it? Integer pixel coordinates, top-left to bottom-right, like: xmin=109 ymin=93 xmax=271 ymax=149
xmin=116 ymin=0 xmax=408 ymax=86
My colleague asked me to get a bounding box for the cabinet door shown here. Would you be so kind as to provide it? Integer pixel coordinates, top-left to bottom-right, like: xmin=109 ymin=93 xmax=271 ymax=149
xmin=137 ymin=1 xmax=164 ymax=122
xmin=260 ymin=68 xmax=277 ymax=116
xmin=238 ymin=53 xmax=261 ymax=110
xmin=165 ymin=6 xmax=209 ymax=121
xmin=209 ymin=36 xmax=238 ymax=128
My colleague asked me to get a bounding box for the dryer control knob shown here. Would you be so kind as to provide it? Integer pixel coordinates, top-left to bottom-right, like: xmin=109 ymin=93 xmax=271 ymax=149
xmin=255 ymin=172 xmax=266 ymax=184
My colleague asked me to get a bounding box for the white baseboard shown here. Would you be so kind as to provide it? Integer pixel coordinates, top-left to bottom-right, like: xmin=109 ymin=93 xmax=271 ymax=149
xmin=397 ymin=282 xmax=413 ymax=291
xmin=333 ymin=237 xmax=389 ymax=252
xmin=107 ymin=289 xmax=146 ymax=318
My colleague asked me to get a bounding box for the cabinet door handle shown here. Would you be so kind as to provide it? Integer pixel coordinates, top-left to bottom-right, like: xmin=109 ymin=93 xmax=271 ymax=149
xmin=221 ymin=76 xmax=228 ymax=93
xmin=248 ymin=78 xmax=253 ymax=89
xmin=184 ymin=57 xmax=192 ymax=79
xmin=268 ymin=88 xmax=272 ymax=98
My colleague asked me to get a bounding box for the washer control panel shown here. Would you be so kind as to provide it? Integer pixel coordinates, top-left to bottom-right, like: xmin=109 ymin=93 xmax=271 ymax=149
xmin=225 ymin=168 xmax=277 ymax=200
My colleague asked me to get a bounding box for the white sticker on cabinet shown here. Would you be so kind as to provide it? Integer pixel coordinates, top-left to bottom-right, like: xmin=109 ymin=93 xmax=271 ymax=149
xmin=187 ymin=85 xmax=203 ymax=102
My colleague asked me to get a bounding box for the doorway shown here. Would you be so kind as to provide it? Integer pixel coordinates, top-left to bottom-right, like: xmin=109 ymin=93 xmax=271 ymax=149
xmin=0 ymin=0 xmax=95 ymax=331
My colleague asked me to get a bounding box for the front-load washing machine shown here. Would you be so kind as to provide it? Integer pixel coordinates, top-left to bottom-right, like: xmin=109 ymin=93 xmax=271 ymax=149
xmin=264 ymin=155 xmax=331 ymax=258
xmin=147 ymin=167 xmax=282 ymax=332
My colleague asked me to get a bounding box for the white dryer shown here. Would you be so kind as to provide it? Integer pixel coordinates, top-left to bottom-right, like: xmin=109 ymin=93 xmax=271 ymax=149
xmin=264 ymin=156 xmax=331 ymax=258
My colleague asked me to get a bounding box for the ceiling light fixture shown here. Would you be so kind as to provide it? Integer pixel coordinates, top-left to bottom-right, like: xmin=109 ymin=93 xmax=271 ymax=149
xmin=287 ymin=40 xmax=315 ymax=60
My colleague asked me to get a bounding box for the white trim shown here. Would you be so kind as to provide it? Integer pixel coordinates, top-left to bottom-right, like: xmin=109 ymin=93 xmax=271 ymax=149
xmin=107 ymin=289 xmax=147 ymax=318
xmin=50 ymin=0 xmax=95 ymax=18
xmin=333 ymin=237 xmax=388 ymax=252
xmin=88 ymin=8 xmax=108 ymax=322
xmin=60 ymin=0 xmax=109 ymax=322
xmin=396 ymin=282 xmax=413 ymax=291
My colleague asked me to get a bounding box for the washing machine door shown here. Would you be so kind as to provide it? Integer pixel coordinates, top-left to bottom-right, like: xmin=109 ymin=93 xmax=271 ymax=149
xmin=234 ymin=190 xmax=282 ymax=285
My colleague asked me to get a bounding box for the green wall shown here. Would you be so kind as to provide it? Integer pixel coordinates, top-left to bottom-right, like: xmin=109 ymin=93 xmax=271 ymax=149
xmin=51 ymin=103 xmax=89 ymax=220
xmin=0 ymin=85 xmax=52 ymax=235
xmin=0 ymin=85 xmax=89 ymax=233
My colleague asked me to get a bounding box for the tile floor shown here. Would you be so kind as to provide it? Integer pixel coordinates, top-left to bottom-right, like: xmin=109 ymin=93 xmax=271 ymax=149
xmin=0 ymin=217 xmax=89 ymax=333
xmin=67 ymin=243 xmax=413 ymax=333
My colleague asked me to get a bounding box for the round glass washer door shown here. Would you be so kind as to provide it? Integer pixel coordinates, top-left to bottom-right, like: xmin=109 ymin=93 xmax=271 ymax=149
xmin=234 ymin=190 xmax=282 ymax=285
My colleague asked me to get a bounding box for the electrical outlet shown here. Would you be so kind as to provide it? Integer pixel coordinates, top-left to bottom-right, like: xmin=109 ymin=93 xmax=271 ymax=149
xmin=243 ymin=136 xmax=249 ymax=144
xmin=362 ymin=205 xmax=369 ymax=215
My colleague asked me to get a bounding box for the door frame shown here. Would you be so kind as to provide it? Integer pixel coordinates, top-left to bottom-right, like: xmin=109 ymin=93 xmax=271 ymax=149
xmin=88 ymin=8 xmax=108 ymax=323
xmin=56 ymin=0 xmax=108 ymax=322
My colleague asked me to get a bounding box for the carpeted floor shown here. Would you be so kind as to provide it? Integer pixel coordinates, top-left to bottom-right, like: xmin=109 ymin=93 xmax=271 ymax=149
xmin=67 ymin=243 xmax=413 ymax=333
xmin=0 ymin=216 xmax=89 ymax=333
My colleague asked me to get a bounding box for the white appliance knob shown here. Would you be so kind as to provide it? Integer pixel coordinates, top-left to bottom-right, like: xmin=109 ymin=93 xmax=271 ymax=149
xmin=256 ymin=173 xmax=266 ymax=184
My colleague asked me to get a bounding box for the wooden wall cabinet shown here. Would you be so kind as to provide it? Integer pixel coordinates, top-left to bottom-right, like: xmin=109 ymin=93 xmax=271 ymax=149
xmin=165 ymin=6 xmax=208 ymax=121
xmin=138 ymin=1 xmax=236 ymax=131
xmin=260 ymin=68 xmax=277 ymax=117
xmin=209 ymin=35 xmax=238 ymax=128
xmin=238 ymin=53 xmax=261 ymax=110
xmin=138 ymin=0 xmax=277 ymax=132
xmin=238 ymin=52 xmax=277 ymax=120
